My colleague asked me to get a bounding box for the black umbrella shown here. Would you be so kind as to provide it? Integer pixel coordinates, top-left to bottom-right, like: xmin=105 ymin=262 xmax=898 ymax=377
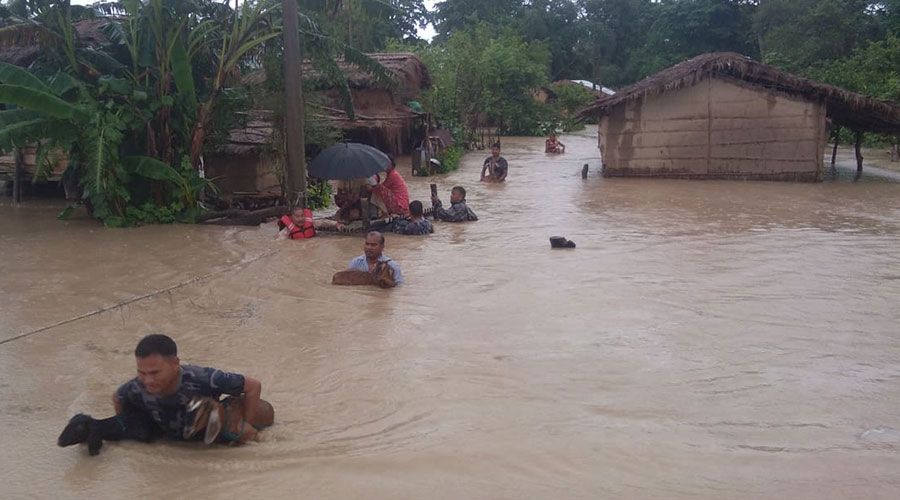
xmin=308 ymin=142 xmax=390 ymax=180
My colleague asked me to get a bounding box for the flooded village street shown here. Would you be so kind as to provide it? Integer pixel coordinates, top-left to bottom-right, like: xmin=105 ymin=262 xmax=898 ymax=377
xmin=3 ymin=132 xmax=900 ymax=498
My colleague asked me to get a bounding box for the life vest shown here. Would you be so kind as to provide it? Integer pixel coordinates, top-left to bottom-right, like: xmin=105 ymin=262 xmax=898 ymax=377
xmin=279 ymin=210 xmax=316 ymax=239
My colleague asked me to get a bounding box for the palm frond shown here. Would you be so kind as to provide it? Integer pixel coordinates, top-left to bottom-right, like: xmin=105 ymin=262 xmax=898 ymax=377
xmin=0 ymin=61 xmax=54 ymax=94
xmin=0 ymin=84 xmax=86 ymax=120
xmin=171 ymin=37 xmax=197 ymax=110
xmin=122 ymin=155 xmax=183 ymax=184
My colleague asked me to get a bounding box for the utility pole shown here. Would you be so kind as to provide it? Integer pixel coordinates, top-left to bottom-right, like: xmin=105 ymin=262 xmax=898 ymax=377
xmin=282 ymin=0 xmax=306 ymax=208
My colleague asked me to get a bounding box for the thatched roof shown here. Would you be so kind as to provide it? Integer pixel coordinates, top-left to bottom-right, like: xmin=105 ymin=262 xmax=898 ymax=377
xmin=323 ymin=53 xmax=431 ymax=93
xmin=0 ymin=19 xmax=109 ymax=66
xmin=580 ymin=52 xmax=900 ymax=134
xmin=220 ymin=115 xmax=274 ymax=155
xmin=245 ymin=52 xmax=430 ymax=97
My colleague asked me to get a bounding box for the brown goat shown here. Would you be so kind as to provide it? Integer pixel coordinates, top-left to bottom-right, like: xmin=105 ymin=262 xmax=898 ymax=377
xmin=184 ymin=396 xmax=258 ymax=445
xmin=332 ymin=261 xmax=396 ymax=288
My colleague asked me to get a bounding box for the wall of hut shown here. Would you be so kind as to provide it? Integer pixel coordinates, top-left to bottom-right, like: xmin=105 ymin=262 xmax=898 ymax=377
xmin=204 ymin=152 xmax=280 ymax=194
xmin=599 ymin=76 xmax=826 ymax=181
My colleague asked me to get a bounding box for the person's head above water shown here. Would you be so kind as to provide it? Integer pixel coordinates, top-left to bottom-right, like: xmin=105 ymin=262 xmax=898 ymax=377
xmin=409 ymin=200 xmax=424 ymax=218
xmin=364 ymin=231 xmax=385 ymax=260
xmin=549 ymin=132 xmax=557 ymax=140
xmin=450 ymin=186 xmax=466 ymax=203
xmin=491 ymin=142 xmax=501 ymax=158
xmin=290 ymin=206 xmax=308 ymax=225
xmin=385 ymin=154 xmax=396 ymax=173
xmin=134 ymin=334 xmax=180 ymax=396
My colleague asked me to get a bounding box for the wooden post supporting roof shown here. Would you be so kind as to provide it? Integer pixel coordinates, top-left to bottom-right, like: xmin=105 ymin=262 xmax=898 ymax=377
xmin=854 ymin=131 xmax=864 ymax=180
xmin=13 ymin=148 xmax=23 ymax=204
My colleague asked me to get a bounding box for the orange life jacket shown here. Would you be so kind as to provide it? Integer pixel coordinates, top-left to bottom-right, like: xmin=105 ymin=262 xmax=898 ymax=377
xmin=280 ymin=210 xmax=316 ymax=239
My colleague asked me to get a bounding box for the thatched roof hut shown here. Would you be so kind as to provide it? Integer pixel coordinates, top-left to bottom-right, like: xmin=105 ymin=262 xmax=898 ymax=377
xmin=236 ymin=52 xmax=430 ymax=156
xmin=581 ymin=52 xmax=900 ymax=134
xmin=207 ymin=53 xmax=430 ymax=194
xmin=579 ymin=52 xmax=900 ymax=181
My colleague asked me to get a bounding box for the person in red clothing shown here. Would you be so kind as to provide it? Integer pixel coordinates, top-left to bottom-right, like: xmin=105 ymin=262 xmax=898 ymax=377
xmin=368 ymin=156 xmax=410 ymax=217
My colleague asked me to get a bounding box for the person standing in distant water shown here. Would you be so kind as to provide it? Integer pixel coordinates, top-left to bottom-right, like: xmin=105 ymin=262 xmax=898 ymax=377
xmin=368 ymin=156 xmax=410 ymax=217
xmin=480 ymin=142 xmax=508 ymax=183
xmin=545 ymin=132 xmax=566 ymax=153
xmin=393 ymin=200 xmax=433 ymax=235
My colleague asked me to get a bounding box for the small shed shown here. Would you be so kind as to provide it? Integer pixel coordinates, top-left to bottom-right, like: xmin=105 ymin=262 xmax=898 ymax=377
xmin=580 ymin=53 xmax=900 ymax=181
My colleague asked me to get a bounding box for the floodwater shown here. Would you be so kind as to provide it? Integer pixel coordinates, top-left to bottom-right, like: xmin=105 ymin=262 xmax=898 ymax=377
xmin=3 ymin=132 xmax=900 ymax=499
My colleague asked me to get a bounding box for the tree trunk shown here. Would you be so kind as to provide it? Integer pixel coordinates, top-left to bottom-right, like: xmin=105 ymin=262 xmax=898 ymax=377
xmin=189 ymin=102 xmax=214 ymax=169
xmin=282 ymin=0 xmax=307 ymax=209
xmin=197 ymin=206 xmax=288 ymax=226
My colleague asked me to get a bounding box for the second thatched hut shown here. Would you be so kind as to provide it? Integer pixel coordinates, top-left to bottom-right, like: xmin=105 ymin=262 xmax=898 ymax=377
xmin=580 ymin=52 xmax=900 ymax=181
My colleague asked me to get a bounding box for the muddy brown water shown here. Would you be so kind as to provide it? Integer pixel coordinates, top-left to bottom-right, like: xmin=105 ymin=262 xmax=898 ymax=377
xmin=3 ymin=132 xmax=900 ymax=498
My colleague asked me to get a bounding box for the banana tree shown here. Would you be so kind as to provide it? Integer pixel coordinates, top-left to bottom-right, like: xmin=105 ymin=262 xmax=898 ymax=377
xmin=0 ymin=62 xmax=201 ymax=224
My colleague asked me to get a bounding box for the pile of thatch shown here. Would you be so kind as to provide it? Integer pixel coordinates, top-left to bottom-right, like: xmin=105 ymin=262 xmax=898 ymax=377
xmin=579 ymin=52 xmax=900 ymax=134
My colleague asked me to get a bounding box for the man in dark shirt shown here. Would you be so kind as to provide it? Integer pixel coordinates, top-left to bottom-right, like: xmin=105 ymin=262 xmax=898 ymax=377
xmin=114 ymin=334 xmax=274 ymax=441
xmin=59 ymin=334 xmax=274 ymax=455
xmin=480 ymin=142 xmax=508 ymax=182
xmin=432 ymin=186 xmax=478 ymax=222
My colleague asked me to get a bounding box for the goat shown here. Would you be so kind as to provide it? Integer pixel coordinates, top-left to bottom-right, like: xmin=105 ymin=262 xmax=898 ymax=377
xmin=57 ymin=411 xmax=157 ymax=456
xmin=183 ymin=396 xmax=258 ymax=445
xmin=332 ymin=261 xmax=396 ymax=288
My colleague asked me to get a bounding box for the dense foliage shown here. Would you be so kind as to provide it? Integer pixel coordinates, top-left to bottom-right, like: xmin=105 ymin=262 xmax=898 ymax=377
xmin=422 ymin=0 xmax=900 ymax=144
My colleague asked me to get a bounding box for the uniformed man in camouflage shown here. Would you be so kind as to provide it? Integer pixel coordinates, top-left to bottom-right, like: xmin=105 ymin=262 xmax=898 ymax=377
xmin=431 ymin=186 xmax=478 ymax=222
xmin=393 ymin=200 xmax=434 ymax=235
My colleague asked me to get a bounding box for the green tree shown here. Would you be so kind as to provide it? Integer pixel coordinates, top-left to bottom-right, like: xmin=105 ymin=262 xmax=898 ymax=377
xmin=297 ymin=0 xmax=429 ymax=51
xmin=753 ymin=0 xmax=883 ymax=72
xmin=416 ymin=24 xmax=550 ymax=139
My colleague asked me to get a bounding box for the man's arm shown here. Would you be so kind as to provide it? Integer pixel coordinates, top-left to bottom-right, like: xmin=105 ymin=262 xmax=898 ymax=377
xmin=498 ymin=159 xmax=508 ymax=181
xmin=434 ymin=202 xmax=469 ymax=222
xmin=241 ymin=376 xmax=263 ymax=425
xmin=480 ymin=161 xmax=489 ymax=181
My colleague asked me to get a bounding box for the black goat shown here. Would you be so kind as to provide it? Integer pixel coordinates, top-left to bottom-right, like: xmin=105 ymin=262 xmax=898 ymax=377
xmin=57 ymin=411 xmax=157 ymax=456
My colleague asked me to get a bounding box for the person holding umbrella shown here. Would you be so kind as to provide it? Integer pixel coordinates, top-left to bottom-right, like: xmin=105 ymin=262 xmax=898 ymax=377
xmin=309 ymin=143 xmax=406 ymax=220
xmin=367 ymin=155 xmax=409 ymax=217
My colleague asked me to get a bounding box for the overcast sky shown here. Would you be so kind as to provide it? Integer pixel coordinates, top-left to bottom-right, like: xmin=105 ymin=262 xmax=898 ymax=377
xmin=70 ymin=0 xmax=439 ymax=41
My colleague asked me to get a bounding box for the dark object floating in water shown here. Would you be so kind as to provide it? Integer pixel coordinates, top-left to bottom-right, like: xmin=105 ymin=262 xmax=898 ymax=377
xmin=550 ymin=236 xmax=576 ymax=249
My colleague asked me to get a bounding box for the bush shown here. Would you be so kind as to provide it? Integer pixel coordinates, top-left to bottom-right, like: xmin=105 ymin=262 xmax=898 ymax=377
xmin=307 ymin=178 xmax=333 ymax=210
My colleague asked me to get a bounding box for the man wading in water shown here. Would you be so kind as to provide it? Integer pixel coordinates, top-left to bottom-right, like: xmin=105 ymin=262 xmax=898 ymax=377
xmin=347 ymin=231 xmax=404 ymax=286
xmin=480 ymin=142 xmax=508 ymax=183
xmin=58 ymin=334 xmax=274 ymax=454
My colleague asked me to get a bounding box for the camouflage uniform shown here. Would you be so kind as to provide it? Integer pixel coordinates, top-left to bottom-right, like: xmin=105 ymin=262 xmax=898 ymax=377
xmin=393 ymin=217 xmax=434 ymax=235
xmin=432 ymin=199 xmax=478 ymax=222
xmin=115 ymin=365 xmax=245 ymax=440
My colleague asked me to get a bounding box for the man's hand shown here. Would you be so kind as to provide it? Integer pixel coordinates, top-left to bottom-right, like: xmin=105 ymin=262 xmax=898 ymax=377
xmin=241 ymin=377 xmax=263 ymax=426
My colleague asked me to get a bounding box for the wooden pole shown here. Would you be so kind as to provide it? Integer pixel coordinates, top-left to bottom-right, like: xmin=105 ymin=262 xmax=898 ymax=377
xmin=282 ymin=0 xmax=307 ymax=209
xmin=854 ymin=131 xmax=864 ymax=179
xmin=892 ymin=136 xmax=898 ymax=162
xmin=13 ymin=148 xmax=23 ymax=203
xmin=830 ymin=126 xmax=840 ymax=169
xmin=581 ymin=163 xmax=589 ymax=179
